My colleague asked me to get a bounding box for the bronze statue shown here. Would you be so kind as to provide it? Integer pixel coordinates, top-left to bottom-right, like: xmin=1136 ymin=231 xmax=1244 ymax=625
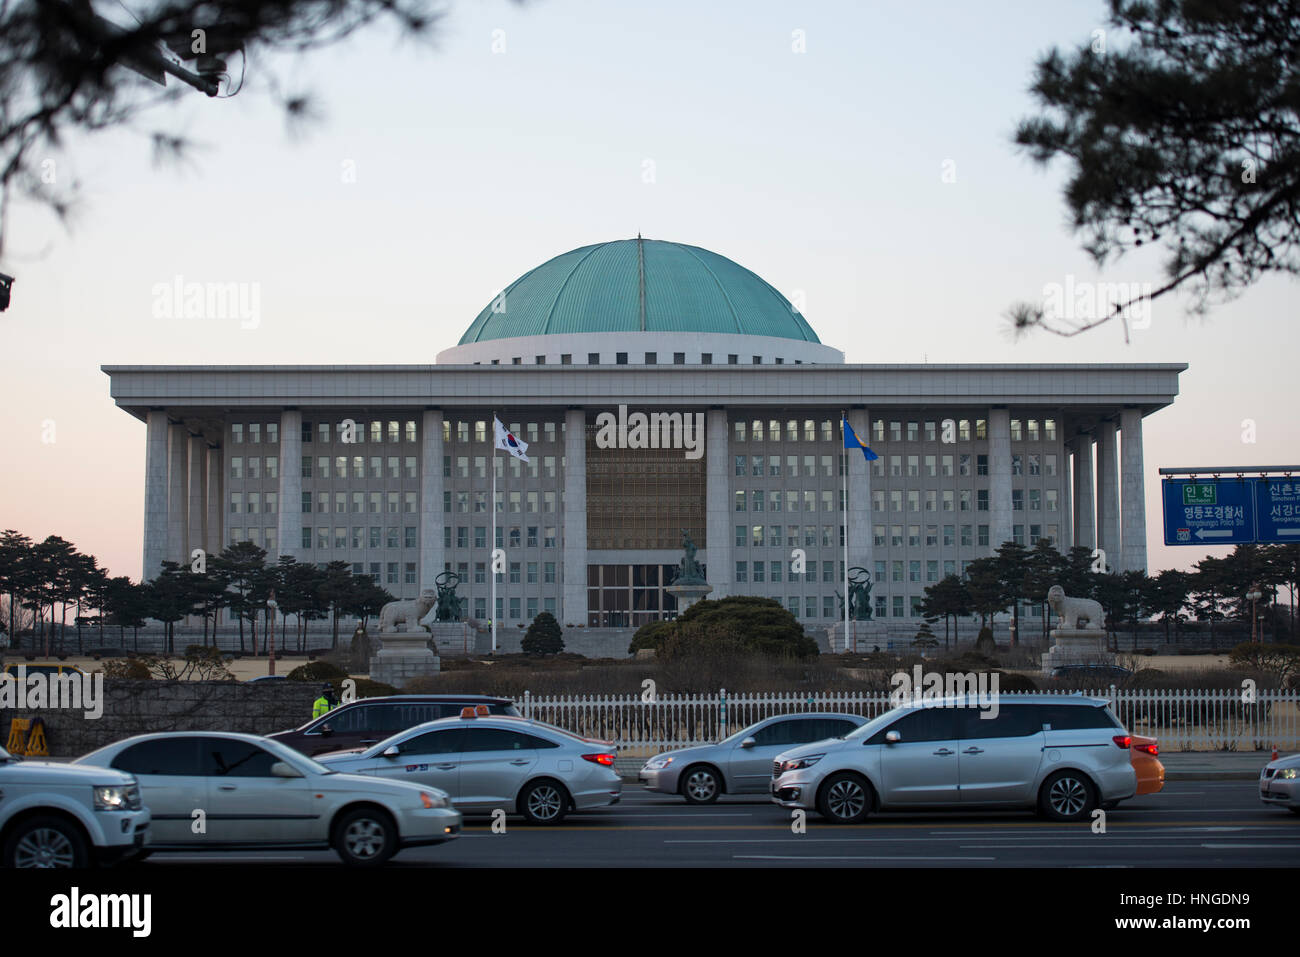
xmin=433 ymin=570 xmax=464 ymax=622
xmin=675 ymin=529 xmax=706 ymax=585
xmin=835 ymin=566 xmax=874 ymax=621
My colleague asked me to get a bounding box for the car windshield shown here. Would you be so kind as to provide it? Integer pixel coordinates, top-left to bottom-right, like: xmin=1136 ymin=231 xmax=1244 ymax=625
xmin=844 ymin=710 xmax=903 ymax=741
xmin=260 ymin=736 xmax=337 ymax=775
xmin=717 ymin=720 xmax=767 ymax=746
xmin=0 ymin=747 xmax=14 ymax=764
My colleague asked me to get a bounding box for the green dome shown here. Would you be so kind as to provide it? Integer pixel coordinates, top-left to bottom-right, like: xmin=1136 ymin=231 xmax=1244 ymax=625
xmin=458 ymin=239 xmax=820 ymax=345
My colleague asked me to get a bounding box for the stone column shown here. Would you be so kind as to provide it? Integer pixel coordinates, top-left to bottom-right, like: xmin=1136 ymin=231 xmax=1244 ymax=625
xmin=1061 ymin=440 xmax=1073 ymax=550
xmin=166 ymin=422 xmax=188 ymax=564
xmin=847 ymin=408 xmax=873 ymax=578
xmin=988 ymin=408 xmax=1012 ymax=549
xmin=420 ymin=410 xmax=445 ymax=593
xmin=705 ymin=408 xmax=732 ymax=598
xmin=562 ymin=409 xmax=588 ymax=625
xmin=187 ymin=435 xmax=206 ymax=565
xmin=1095 ymin=419 xmax=1121 ymax=570
xmin=206 ymin=444 xmax=223 ymax=557
xmin=278 ymin=410 xmax=303 ymax=561
xmin=1072 ymin=434 xmax=1095 ymax=550
xmin=1119 ymin=407 xmax=1148 ymax=573
xmin=142 ymin=410 xmax=169 ymax=581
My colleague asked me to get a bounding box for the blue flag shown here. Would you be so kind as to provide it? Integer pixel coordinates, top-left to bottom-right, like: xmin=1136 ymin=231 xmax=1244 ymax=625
xmin=842 ymin=418 xmax=879 ymax=460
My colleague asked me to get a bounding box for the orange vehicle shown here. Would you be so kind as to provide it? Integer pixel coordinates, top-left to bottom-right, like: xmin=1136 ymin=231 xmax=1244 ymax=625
xmin=1102 ymin=734 xmax=1162 ymax=809
xmin=1131 ymin=734 xmax=1164 ymax=795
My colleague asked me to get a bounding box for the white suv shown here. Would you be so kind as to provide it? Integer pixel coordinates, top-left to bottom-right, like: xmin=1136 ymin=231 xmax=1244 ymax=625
xmin=772 ymin=695 xmax=1138 ymax=824
xmin=0 ymin=746 xmax=151 ymax=867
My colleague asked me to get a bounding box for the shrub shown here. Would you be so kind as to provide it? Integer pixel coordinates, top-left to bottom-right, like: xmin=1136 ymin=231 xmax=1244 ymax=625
xmin=286 ymin=661 xmax=349 ymax=682
xmin=973 ymin=627 xmax=997 ymax=657
xmin=628 ymin=619 xmax=673 ymax=654
xmin=995 ymin=672 xmax=1038 ymax=693
xmin=521 ymin=612 xmax=565 ymax=656
xmin=340 ymin=677 xmax=398 ymax=698
xmin=101 ymin=658 xmax=151 ymax=679
xmin=651 ymin=596 xmax=818 ymax=660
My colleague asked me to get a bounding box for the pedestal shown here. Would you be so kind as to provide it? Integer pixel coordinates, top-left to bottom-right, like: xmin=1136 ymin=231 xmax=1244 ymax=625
xmin=427 ymin=621 xmax=474 ymax=656
xmin=1040 ymin=627 xmax=1115 ymax=675
xmin=369 ymin=632 xmax=440 ymax=687
xmin=666 ymin=581 xmax=713 ymax=614
xmin=829 ymin=619 xmax=890 ymax=654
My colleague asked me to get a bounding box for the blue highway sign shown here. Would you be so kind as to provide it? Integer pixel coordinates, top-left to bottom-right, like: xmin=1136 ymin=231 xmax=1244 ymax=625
xmin=1254 ymin=478 xmax=1300 ymax=544
xmin=1162 ymin=478 xmax=1256 ymax=545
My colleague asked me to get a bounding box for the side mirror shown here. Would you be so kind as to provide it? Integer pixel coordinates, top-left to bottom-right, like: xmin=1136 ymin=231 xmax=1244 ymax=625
xmin=740 ymin=737 xmax=757 ymax=749
xmin=382 ymin=745 xmax=400 ymax=757
xmin=271 ymin=762 xmax=304 ymax=778
xmin=884 ymin=730 xmax=901 ymax=744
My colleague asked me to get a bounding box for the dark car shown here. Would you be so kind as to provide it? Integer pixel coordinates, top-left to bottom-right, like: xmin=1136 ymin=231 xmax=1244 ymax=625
xmin=267 ymin=695 xmax=520 ymax=756
xmin=1049 ymin=665 xmax=1134 ymax=684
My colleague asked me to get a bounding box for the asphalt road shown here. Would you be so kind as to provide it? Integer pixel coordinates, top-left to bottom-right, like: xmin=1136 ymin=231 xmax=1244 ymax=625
xmin=135 ymin=780 xmax=1298 ymax=868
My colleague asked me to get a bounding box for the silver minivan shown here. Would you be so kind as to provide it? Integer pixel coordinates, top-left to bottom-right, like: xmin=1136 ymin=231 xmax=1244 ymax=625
xmin=771 ymin=695 xmax=1137 ymax=823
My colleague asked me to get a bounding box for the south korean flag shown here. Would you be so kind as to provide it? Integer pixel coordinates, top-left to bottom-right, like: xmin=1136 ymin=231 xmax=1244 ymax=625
xmin=493 ymin=417 xmax=530 ymax=462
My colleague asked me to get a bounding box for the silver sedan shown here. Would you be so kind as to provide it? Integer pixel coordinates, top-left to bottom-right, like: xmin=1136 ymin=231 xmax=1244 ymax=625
xmin=318 ymin=715 xmax=622 ymax=825
xmin=1261 ymin=752 xmax=1300 ymax=814
xmin=75 ymin=731 xmax=461 ymax=865
xmin=639 ymin=713 xmax=868 ymax=804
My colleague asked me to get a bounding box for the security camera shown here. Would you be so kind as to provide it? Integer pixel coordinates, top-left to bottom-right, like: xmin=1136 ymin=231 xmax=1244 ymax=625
xmin=0 ymin=272 xmax=12 ymax=312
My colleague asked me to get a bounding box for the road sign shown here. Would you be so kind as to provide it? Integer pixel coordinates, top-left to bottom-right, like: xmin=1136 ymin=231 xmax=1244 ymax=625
xmin=1162 ymin=478 xmax=1255 ymax=545
xmin=1254 ymin=478 xmax=1300 ymax=544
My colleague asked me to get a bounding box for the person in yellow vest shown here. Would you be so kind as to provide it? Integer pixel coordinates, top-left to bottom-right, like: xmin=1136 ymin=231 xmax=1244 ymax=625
xmin=312 ymin=683 xmax=335 ymax=720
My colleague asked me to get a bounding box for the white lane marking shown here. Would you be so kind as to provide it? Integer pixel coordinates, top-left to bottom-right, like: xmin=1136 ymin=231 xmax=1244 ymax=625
xmin=156 ymin=855 xmax=309 ymax=861
xmin=734 ymin=854 xmax=997 ymax=861
xmin=596 ymin=813 xmax=755 ymax=818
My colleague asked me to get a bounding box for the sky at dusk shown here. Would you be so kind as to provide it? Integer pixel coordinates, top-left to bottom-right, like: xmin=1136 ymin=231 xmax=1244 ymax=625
xmin=1 ymin=0 xmax=1296 ymax=581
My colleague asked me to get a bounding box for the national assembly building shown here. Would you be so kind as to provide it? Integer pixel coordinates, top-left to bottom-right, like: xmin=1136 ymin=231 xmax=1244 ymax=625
xmin=104 ymin=238 xmax=1185 ymax=637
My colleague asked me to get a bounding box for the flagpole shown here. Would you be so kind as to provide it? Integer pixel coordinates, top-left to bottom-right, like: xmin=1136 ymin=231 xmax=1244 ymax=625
xmin=491 ymin=413 xmax=497 ymax=655
xmin=842 ymin=411 xmax=850 ymax=653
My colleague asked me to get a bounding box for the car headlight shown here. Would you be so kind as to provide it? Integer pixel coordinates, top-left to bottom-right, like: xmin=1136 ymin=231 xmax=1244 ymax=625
xmin=780 ymin=754 xmax=824 ymax=773
xmin=643 ymin=756 xmax=674 ymax=771
xmin=420 ymin=791 xmax=449 ymax=809
xmin=1278 ymin=768 xmax=1298 ymax=780
xmin=93 ymin=786 xmax=131 ymax=810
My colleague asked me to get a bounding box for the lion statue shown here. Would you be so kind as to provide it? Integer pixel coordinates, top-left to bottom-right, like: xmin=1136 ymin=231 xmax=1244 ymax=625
xmin=1046 ymin=584 xmax=1104 ymax=631
xmin=378 ymin=590 xmax=437 ymax=634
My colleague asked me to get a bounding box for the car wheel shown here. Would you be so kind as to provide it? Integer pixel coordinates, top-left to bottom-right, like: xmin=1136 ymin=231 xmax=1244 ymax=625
xmin=332 ymin=807 xmax=397 ymax=866
xmin=816 ymin=772 xmax=872 ymax=825
xmin=519 ymin=779 xmax=569 ymax=825
xmin=4 ymin=816 xmax=89 ymax=868
xmin=680 ymin=765 xmax=722 ymax=805
xmin=1039 ymin=770 xmax=1098 ymax=822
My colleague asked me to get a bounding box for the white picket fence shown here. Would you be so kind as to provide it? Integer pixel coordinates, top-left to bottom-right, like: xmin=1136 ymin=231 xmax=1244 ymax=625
xmin=518 ymin=689 xmax=1300 ymax=753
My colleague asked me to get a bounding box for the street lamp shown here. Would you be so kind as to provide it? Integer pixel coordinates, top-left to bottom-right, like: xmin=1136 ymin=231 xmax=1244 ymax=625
xmin=267 ymin=591 xmax=278 ymax=676
xmin=1246 ymin=584 xmax=1262 ymax=644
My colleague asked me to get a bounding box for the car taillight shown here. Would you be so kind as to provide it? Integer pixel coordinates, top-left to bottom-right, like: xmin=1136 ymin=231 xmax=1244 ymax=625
xmin=1137 ymin=742 xmax=1158 ymax=756
xmin=1112 ymin=735 xmax=1132 ymax=749
xmin=582 ymin=753 xmax=615 ymax=766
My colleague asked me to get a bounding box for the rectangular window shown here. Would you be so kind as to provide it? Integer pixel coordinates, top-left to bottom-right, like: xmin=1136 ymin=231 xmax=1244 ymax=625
xmin=961 ymin=524 xmax=972 ymax=546
xmin=1012 ymin=489 xmax=1024 ymax=511
xmin=735 ymin=561 xmax=748 ymax=584
xmin=230 ymin=457 xmax=243 ymax=480
xmin=301 ymin=528 xmax=311 ymax=549
xmin=977 ymin=490 xmax=989 ymax=511
xmin=978 ymin=524 xmax=990 ymax=547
